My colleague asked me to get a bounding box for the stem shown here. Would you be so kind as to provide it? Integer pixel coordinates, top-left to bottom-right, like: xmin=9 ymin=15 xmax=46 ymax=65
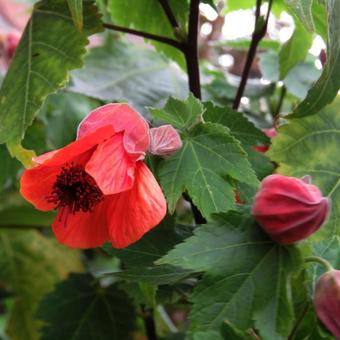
xmin=305 ymin=256 xmax=334 ymax=271
xmin=103 ymin=23 xmax=185 ymax=51
xmin=158 ymin=0 xmax=179 ymax=29
xmin=141 ymin=305 xmax=158 ymax=340
xmin=287 ymin=303 xmax=311 ymax=340
xmin=157 ymin=305 xmax=178 ymax=333
xmin=233 ymin=0 xmax=273 ymax=110
xmin=273 ymin=85 xmax=286 ymax=116
xmin=184 ymin=0 xmax=201 ymax=99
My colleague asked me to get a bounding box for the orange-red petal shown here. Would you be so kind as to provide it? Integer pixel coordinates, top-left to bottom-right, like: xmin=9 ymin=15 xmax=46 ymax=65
xmin=77 ymin=104 xmax=150 ymax=161
xmin=106 ymin=162 xmax=166 ymax=248
xmin=52 ymin=200 xmax=109 ymax=248
xmin=36 ymin=125 xmax=115 ymax=167
xmin=20 ymin=165 xmax=59 ymax=211
xmin=85 ymin=133 xmax=135 ymax=195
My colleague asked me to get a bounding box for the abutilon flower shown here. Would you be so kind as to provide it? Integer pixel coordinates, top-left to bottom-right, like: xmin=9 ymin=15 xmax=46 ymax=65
xmin=252 ymin=174 xmax=330 ymax=244
xmin=20 ymin=104 xmax=167 ymax=249
xmin=314 ymin=270 xmax=340 ymax=339
xmin=149 ymin=124 xmax=182 ymax=157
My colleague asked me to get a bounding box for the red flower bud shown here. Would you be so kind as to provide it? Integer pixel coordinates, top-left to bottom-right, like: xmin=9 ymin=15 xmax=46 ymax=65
xmin=149 ymin=125 xmax=182 ymax=157
xmin=253 ymin=128 xmax=277 ymax=153
xmin=315 ymin=270 xmax=340 ymax=339
xmin=252 ymin=174 xmax=330 ymax=244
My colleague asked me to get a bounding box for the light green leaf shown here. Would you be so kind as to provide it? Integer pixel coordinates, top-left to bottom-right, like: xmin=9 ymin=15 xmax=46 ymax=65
xmin=36 ymin=273 xmax=136 ymax=340
xmin=279 ymin=21 xmax=313 ymax=80
xmin=158 ymin=123 xmax=259 ymax=218
xmin=150 ymin=94 xmax=204 ymax=129
xmin=0 ymin=230 xmax=82 ymax=340
xmin=268 ymin=96 xmax=340 ymax=242
xmin=108 ymin=0 xmax=187 ymax=68
xmin=285 ymin=0 xmax=315 ymax=32
xmin=67 ymin=0 xmax=83 ymax=31
xmin=0 ymin=0 xmax=102 ymax=152
xmin=70 ymin=40 xmax=188 ymax=116
xmin=289 ymin=0 xmax=340 ymax=118
xmin=158 ymin=212 xmax=302 ymax=338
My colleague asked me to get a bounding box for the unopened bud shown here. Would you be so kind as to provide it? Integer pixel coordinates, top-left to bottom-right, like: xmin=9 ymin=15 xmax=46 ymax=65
xmin=252 ymin=174 xmax=330 ymax=244
xmin=315 ymin=270 xmax=340 ymax=339
xmin=149 ymin=125 xmax=182 ymax=157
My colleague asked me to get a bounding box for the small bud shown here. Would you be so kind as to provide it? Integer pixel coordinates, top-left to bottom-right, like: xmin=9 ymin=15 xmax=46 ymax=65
xmin=315 ymin=270 xmax=340 ymax=339
xmin=252 ymin=174 xmax=330 ymax=244
xmin=253 ymin=128 xmax=277 ymax=153
xmin=149 ymin=125 xmax=182 ymax=157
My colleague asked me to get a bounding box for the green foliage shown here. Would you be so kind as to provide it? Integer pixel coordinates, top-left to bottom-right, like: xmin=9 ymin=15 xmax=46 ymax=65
xmin=0 ymin=0 xmax=102 ymax=161
xmin=269 ymin=97 xmax=340 ymax=255
xmin=36 ymin=273 xmax=136 ymax=340
xmin=289 ymin=0 xmax=340 ymax=118
xmin=108 ymin=0 xmax=187 ymax=68
xmin=278 ymin=21 xmax=312 ymax=80
xmin=158 ymin=212 xmax=303 ymax=339
xmin=150 ymin=94 xmax=204 ymax=129
xmin=70 ymin=39 xmax=187 ymax=115
xmin=158 ymin=120 xmax=259 ymax=218
xmin=0 ymin=230 xmax=82 ymax=340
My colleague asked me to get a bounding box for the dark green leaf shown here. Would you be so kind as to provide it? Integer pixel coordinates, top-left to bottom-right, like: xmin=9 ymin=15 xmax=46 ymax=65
xmin=158 ymin=212 xmax=302 ymax=338
xmin=104 ymin=216 xmax=193 ymax=267
xmin=0 ymin=230 xmax=82 ymax=339
xmin=158 ymin=123 xmax=259 ymax=218
xmin=108 ymin=0 xmax=187 ymax=68
xmin=150 ymin=94 xmax=204 ymax=129
xmin=70 ymin=40 xmax=187 ymax=116
xmin=36 ymin=273 xmax=136 ymax=340
xmin=289 ymin=0 xmax=340 ymax=118
xmin=0 ymin=0 xmax=102 ymax=153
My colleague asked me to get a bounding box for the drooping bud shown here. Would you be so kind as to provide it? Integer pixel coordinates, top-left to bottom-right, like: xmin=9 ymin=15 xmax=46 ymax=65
xmin=253 ymin=128 xmax=277 ymax=153
xmin=149 ymin=125 xmax=182 ymax=157
xmin=314 ymin=270 xmax=340 ymax=339
xmin=252 ymin=174 xmax=330 ymax=244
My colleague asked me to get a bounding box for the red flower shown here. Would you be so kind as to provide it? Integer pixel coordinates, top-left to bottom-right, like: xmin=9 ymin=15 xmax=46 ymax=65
xmin=314 ymin=270 xmax=340 ymax=339
xmin=20 ymin=104 xmax=167 ymax=249
xmin=252 ymin=174 xmax=330 ymax=244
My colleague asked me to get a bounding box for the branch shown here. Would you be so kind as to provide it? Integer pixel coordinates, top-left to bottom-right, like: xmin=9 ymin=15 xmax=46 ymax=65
xmin=141 ymin=305 xmax=158 ymax=340
xmin=103 ymin=23 xmax=185 ymax=51
xmin=158 ymin=0 xmax=179 ymax=29
xmin=232 ymin=0 xmax=273 ymax=110
xmin=184 ymin=0 xmax=201 ymax=99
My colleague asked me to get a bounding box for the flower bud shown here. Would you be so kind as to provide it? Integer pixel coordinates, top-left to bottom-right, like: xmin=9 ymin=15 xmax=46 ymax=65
xmin=252 ymin=174 xmax=330 ymax=244
xmin=315 ymin=270 xmax=340 ymax=339
xmin=6 ymin=32 xmax=20 ymax=59
xmin=253 ymin=128 xmax=277 ymax=153
xmin=149 ymin=125 xmax=182 ymax=157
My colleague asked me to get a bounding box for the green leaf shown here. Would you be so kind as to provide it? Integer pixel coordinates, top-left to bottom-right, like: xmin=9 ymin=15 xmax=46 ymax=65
xmin=67 ymin=0 xmax=83 ymax=31
xmin=0 ymin=230 xmax=82 ymax=340
xmin=113 ymin=265 xmax=193 ymax=285
xmin=150 ymin=94 xmax=204 ymax=129
xmin=0 ymin=0 xmax=102 ymax=152
xmin=70 ymin=39 xmax=187 ymax=116
xmin=268 ymin=96 xmax=340 ymax=243
xmin=158 ymin=212 xmax=302 ymax=338
xmin=279 ymin=21 xmax=312 ymax=80
xmin=158 ymin=123 xmax=259 ymax=218
xmin=284 ymin=0 xmax=315 ymax=32
xmin=108 ymin=0 xmax=187 ymax=68
xmin=289 ymin=0 xmax=340 ymax=118
xmin=36 ymin=273 xmax=136 ymax=340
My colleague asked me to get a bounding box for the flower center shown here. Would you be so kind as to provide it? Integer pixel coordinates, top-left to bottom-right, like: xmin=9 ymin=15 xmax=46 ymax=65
xmin=47 ymin=163 xmax=103 ymax=213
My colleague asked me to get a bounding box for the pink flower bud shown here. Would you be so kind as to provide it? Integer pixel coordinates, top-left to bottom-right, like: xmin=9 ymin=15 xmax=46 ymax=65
xmin=252 ymin=174 xmax=330 ymax=244
xmin=315 ymin=270 xmax=340 ymax=339
xmin=6 ymin=32 xmax=20 ymax=59
xmin=149 ymin=125 xmax=182 ymax=157
xmin=253 ymin=128 xmax=277 ymax=153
